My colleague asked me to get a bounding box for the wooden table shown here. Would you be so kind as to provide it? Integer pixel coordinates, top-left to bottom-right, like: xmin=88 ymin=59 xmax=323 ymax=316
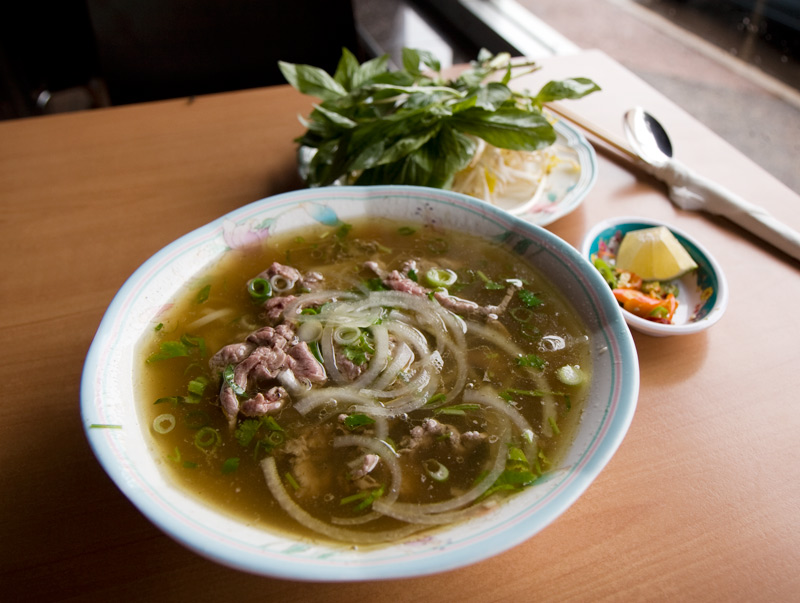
xmin=2 ymin=50 xmax=798 ymax=601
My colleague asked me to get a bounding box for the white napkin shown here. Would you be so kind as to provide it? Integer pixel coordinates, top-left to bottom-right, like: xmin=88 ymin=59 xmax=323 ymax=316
xmin=643 ymin=158 xmax=800 ymax=262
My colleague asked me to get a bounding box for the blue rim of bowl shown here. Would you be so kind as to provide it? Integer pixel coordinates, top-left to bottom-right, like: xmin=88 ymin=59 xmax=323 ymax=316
xmin=81 ymin=185 xmax=638 ymax=581
xmin=581 ymin=217 xmax=729 ymax=335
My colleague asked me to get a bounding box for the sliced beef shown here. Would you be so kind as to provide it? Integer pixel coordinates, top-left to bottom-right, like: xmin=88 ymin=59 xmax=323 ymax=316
xmin=240 ymin=387 xmax=288 ymax=417
xmin=208 ymin=342 xmax=256 ymax=377
xmin=287 ymin=341 xmax=327 ymax=383
xmin=264 ymin=295 xmax=297 ymax=322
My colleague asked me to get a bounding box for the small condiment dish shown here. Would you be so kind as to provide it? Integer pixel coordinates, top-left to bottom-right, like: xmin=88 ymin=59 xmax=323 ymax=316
xmin=581 ymin=217 xmax=728 ymax=337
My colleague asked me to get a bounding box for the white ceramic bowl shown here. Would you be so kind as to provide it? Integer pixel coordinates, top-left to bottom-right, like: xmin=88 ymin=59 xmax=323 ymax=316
xmin=581 ymin=216 xmax=728 ymax=337
xmin=82 ymin=185 xmax=639 ymax=581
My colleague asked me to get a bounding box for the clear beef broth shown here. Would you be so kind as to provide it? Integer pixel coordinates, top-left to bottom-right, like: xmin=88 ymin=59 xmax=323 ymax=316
xmin=137 ymin=217 xmax=591 ymax=544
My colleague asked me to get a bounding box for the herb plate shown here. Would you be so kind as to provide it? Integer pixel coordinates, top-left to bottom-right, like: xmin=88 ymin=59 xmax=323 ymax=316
xmin=82 ymin=185 xmax=637 ymax=581
xmin=298 ymin=119 xmax=597 ymax=228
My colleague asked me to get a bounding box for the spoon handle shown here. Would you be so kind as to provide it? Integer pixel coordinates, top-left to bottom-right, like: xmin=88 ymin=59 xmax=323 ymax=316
xmin=662 ymin=160 xmax=800 ymax=263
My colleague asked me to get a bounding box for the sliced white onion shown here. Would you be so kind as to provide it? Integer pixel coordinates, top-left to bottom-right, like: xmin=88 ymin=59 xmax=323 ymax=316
xmin=261 ymin=457 xmax=424 ymax=544
xmin=380 ymin=423 xmax=510 ymax=516
xmin=464 ymin=387 xmax=538 ymax=458
xmin=367 ymin=342 xmax=413 ymax=392
xmin=185 ymin=307 xmax=235 ymax=331
xmin=292 ymin=386 xmax=377 ymax=416
xmin=320 ymin=325 xmax=346 ymax=385
xmin=296 ymin=320 xmax=323 ymax=342
xmin=351 ymin=324 xmax=390 ymax=388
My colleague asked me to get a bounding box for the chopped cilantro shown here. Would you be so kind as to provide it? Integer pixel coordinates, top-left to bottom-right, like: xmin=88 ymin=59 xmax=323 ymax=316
xmin=476 ymin=270 xmax=505 ymax=290
xmin=517 ymin=354 xmax=546 ymax=369
xmin=335 ymin=223 xmax=353 ymax=239
xmin=221 ymin=457 xmax=240 ymax=474
xmin=518 ymin=289 xmax=543 ymax=308
xmin=196 ymin=284 xmax=211 ymax=304
xmin=235 ymin=419 xmax=262 ymax=447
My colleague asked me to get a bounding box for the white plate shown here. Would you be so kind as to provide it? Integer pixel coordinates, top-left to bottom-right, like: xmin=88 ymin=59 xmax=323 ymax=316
xmin=503 ymin=119 xmax=597 ymax=226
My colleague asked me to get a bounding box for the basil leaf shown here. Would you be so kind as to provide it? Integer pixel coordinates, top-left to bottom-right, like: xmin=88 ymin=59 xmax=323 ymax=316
xmin=402 ymin=47 xmax=441 ymax=76
xmin=278 ymin=61 xmax=347 ymax=101
xmin=352 ymin=54 xmax=391 ymax=89
xmin=448 ymin=107 xmax=555 ymax=151
xmin=333 ymin=47 xmax=360 ymax=90
xmin=533 ymin=77 xmax=601 ymax=105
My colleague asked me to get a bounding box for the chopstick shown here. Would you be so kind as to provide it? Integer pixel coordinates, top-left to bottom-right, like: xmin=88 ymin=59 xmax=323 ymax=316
xmin=545 ymin=102 xmax=639 ymax=161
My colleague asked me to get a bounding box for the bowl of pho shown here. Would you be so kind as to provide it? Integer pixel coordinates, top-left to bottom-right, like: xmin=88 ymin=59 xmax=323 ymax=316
xmin=82 ymin=185 xmax=639 ymax=581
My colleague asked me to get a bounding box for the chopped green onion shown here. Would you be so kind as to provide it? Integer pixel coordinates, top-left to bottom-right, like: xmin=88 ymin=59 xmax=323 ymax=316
xmin=154 ymin=323 xmax=164 ymax=331
xmin=153 ymin=414 xmax=176 ymax=434
xmin=340 ymin=485 xmax=384 ymax=511
xmin=285 ymin=472 xmax=301 ymax=491
xmin=435 ymin=403 xmax=480 ymax=416
xmin=89 ymin=423 xmax=122 ymax=429
xmin=247 ymin=277 xmax=273 ymax=302
xmin=548 ymin=416 xmax=561 ymax=435
xmin=424 ymin=459 xmax=450 ymax=482
xmin=187 ymin=375 xmax=209 ymax=397
xmin=424 ymin=267 xmax=457 ymax=288
xmin=556 ymin=364 xmax=585 ymax=386
xmin=223 ymin=364 xmax=246 ymax=396
xmin=510 ymin=307 xmax=533 ymax=322
xmin=425 ymin=393 xmax=447 ymax=406
xmin=194 ymin=426 xmax=220 ymax=450
xmin=397 ymin=226 xmax=416 ymax=235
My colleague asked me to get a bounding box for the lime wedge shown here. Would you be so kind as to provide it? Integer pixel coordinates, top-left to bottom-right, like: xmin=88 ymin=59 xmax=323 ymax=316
xmin=615 ymin=226 xmax=698 ymax=281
